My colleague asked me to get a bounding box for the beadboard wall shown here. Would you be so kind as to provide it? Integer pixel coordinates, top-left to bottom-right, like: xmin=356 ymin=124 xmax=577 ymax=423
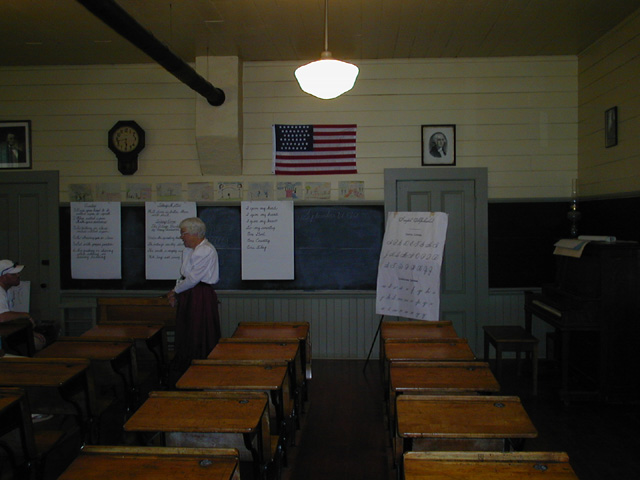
xmin=61 ymin=288 xmax=552 ymax=360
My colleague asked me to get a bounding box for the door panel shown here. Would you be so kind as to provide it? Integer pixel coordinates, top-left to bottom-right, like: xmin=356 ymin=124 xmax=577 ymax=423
xmin=0 ymin=172 xmax=59 ymax=322
xmin=386 ymin=168 xmax=488 ymax=354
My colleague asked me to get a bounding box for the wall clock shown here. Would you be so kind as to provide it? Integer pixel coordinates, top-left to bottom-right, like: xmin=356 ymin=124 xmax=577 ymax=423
xmin=108 ymin=120 xmax=145 ymax=175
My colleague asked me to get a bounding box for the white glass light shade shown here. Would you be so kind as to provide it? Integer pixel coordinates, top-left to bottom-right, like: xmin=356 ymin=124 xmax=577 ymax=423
xmin=295 ymin=54 xmax=359 ymax=100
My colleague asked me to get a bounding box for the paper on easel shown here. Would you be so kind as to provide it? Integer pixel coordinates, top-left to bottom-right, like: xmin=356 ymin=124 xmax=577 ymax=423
xmin=553 ymin=239 xmax=589 ymax=258
xmin=376 ymin=211 xmax=448 ymax=321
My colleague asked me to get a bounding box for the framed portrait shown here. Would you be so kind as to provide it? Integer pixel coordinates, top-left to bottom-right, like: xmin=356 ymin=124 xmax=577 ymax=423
xmin=605 ymin=107 xmax=617 ymax=148
xmin=422 ymin=124 xmax=456 ymax=166
xmin=0 ymin=120 xmax=32 ymax=169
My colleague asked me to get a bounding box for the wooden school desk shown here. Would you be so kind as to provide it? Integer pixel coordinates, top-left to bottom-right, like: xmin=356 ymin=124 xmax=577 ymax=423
xmin=383 ymin=338 xmax=476 ymax=391
xmin=208 ymin=338 xmax=303 ymax=423
xmin=233 ymin=321 xmax=311 ymax=398
xmin=0 ymin=318 xmax=36 ymax=356
xmin=124 ymin=390 xmax=271 ymax=480
xmin=0 ymin=357 xmax=94 ymax=439
xmin=403 ymin=451 xmax=579 ymax=480
xmin=395 ymin=395 xmax=537 ymax=467
xmin=35 ymin=338 xmax=136 ymax=410
xmin=387 ymin=361 xmax=500 ymax=440
xmin=380 ymin=320 xmax=458 ymax=364
xmin=0 ymin=388 xmax=35 ymax=471
xmin=176 ymin=359 xmax=293 ymax=439
xmin=0 ymin=387 xmax=66 ymax=479
xmin=80 ymin=323 xmax=168 ymax=384
xmin=58 ymin=446 xmax=241 ymax=480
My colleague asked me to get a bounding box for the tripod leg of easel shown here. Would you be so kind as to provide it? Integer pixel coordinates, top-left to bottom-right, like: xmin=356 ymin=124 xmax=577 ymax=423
xmin=363 ymin=315 xmax=385 ymax=372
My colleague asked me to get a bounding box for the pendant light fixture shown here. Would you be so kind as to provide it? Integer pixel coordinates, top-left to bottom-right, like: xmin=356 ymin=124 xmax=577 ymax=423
xmin=294 ymin=0 xmax=359 ymax=100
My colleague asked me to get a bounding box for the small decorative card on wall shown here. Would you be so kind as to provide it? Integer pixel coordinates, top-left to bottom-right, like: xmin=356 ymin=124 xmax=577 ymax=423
xmin=339 ymin=181 xmax=364 ymax=200
xmin=188 ymin=182 xmax=215 ymax=201
xmin=217 ymin=182 xmax=243 ymax=201
xmin=157 ymin=183 xmax=182 ymax=200
xmin=305 ymin=182 xmax=331 ymax=200
xmin=126 ymin=183 xmax=152 ymax=201
xmin=248 ymin=182 xmax=274 ymax=200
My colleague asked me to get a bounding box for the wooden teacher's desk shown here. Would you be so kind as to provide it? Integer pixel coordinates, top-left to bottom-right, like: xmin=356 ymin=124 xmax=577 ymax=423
xmin=176 ymin=359 xmax=293 ymax=438
xmin=58 ymin=446 xmax=241 ymax=480
xmin=403 ymin=451 xmax=579 ymax=480
xmin=124 ymin=390 xmax=271 ymax=480
xmin=0 ymin=357 xmax=93 ymax=436
xmin=396 ymin=395 xmax=537 ymax=465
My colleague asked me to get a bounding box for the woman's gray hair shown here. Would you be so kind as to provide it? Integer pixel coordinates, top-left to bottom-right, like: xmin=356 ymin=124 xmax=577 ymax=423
xmin=179 ymin=217 xmax=206 ymax=238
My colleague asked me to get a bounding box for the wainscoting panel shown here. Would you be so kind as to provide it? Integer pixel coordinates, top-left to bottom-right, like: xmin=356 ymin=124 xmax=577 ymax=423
xmin=61 ymin=289 xmax=542 ymax=360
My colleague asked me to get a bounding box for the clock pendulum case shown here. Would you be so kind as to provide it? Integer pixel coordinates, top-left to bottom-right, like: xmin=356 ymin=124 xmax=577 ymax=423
xmin=108 ymin=120 xmax=145 ymax=175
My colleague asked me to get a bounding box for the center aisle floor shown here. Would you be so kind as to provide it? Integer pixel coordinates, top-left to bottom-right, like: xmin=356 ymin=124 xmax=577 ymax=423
xmin=284 ymin=359 xmax=395 ymax=480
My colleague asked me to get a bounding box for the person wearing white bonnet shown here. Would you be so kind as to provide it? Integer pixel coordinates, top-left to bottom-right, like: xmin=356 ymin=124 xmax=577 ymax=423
xmin=0 ymin=259 xmax=46 ymax=350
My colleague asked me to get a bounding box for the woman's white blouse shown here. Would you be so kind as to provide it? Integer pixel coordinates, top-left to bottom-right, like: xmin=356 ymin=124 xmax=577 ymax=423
xmin=174 ymin=239 xmax=219 ymax=294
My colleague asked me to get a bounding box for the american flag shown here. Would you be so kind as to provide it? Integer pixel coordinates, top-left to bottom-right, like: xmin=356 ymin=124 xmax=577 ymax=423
xmin=272 ymin=124 xmax=357 ymax=175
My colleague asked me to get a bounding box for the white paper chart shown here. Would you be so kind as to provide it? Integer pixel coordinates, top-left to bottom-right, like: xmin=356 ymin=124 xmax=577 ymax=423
xmin=375 ymin=211 xmax=448 ymax=321
xmin=70 ymin=202 xmax=121 ymax=279
xmin=145 ymin=202 xmax=197 ymax=280
xmin=241 ymin=201 xmax=294 ymax=280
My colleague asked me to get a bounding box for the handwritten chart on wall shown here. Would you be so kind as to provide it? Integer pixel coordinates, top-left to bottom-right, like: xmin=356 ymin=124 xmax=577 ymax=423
xmin=70 ymin=202 xmax=121 ymax=279
xmin=241 ymin=201 xmax=294 ymax=280
xmin=145 ymin=202 xmax=196 ymax=280
xmin=376 ymin=211 xmax=448 ymax=321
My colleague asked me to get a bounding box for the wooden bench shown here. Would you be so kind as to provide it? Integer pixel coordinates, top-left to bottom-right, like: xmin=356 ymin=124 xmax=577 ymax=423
xmin=483 ymin=325 xmax=539 ymax=395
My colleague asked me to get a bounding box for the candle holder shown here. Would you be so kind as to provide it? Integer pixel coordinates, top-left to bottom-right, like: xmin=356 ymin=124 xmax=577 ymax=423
xmin=567 ymin=179 xmax=581 ymax=238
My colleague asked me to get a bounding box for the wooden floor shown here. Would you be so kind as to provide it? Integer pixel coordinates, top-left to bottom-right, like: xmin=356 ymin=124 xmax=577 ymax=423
xmin=27 ymin=358 xmax=640 ymax=479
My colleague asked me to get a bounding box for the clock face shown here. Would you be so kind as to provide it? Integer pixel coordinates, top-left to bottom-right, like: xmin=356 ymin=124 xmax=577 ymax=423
xmin=112 ymin=125 xmax=140 ymax=153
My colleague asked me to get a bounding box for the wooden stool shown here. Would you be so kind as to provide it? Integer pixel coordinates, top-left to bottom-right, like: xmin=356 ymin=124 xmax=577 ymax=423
xmin=483 ymin=325 xmax=538 ymax=395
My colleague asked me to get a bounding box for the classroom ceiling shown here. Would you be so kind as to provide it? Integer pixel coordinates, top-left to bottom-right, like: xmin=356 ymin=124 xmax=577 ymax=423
xmin=2 ymin=0 xmax=640 ymax=67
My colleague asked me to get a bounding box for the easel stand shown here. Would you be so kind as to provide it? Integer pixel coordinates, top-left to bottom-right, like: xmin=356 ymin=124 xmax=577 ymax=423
xmin=363 ymin=315 xmax=385 ymax=372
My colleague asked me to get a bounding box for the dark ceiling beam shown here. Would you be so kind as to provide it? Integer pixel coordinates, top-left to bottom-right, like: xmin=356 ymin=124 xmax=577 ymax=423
xmin=76 ymin=0 xmax=225 ymax=106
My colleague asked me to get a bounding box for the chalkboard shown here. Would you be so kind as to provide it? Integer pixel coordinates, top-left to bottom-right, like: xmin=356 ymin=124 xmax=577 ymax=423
xmin=60 ymin=204 xmax=385 ymax=291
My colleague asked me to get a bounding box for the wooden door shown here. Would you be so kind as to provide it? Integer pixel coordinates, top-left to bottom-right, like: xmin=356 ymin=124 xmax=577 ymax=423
xmin=384 ymin=168 xmax=488 ymax=354
xmin=0 ymin=171 xmax=60 ymax=322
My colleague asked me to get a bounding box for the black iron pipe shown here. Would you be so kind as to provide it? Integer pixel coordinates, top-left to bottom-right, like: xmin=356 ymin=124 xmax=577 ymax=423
xmin=77 ymin=0 xmax=225 ymax=106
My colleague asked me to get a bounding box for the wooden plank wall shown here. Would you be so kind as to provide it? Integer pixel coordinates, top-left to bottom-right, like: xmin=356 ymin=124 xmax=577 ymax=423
xmin=0 ymin=56 xmax=577 ymax=202
xmin=578 ymin=9 xmax=640 ymax=197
